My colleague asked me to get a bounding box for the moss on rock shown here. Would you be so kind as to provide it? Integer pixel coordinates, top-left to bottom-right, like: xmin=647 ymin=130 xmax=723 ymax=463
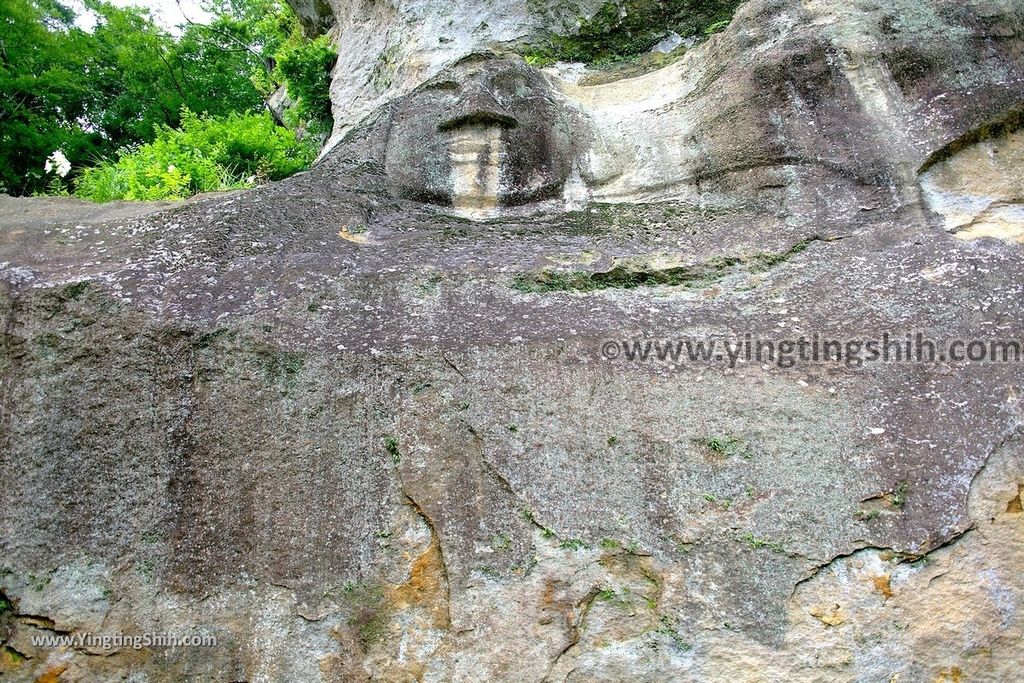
xmin=521 ymin=0 xmax=744 ymax=67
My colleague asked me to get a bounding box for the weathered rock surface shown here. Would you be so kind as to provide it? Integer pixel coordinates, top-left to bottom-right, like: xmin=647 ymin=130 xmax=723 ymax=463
xmin=286 ymin=0 xmax=606 ymax=146
xmin=2 ymin=0 xmax=1024 ymax=681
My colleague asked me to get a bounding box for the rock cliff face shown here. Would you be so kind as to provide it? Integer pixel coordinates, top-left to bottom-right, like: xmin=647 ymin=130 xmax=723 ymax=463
xmin=285 ymin=0 xmax=607 ymax=146
xmin=2 ymin=1 xmax=1024 ymax=681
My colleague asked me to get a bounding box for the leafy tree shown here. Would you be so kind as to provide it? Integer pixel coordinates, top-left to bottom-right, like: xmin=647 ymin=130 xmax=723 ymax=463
xmin=276 ymin=34 xmax=335 ymax=135
xmin=0 ymin=0 xmax=103 ymax=193
xmin=0 ymin=0 xmax=336 ymax=196
xmin=186 ymin=0 xmax=336 ymax=134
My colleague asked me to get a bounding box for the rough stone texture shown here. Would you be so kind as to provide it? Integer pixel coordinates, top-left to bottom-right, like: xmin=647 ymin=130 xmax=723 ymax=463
xmin=286 ymin=0 xmax=336 ymax=37
xmin=381 ymin=55 xmax=589 ymax=216
xmin=285 ymin=0 xmax=606 ymax=148
xmin=921 ymin=109 xmax=1024 ymax=242
xmin=2 ymin=0 xmax=1024 ymax=681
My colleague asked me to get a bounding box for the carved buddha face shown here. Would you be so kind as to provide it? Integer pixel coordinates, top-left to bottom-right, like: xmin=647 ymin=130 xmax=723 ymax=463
xmin=384 ymin=55 xmax=581 ymax=215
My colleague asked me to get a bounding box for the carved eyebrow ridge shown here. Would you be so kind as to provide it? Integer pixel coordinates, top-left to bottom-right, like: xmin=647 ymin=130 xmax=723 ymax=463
xmin=422 ymin=80 xmax=461 ymax=93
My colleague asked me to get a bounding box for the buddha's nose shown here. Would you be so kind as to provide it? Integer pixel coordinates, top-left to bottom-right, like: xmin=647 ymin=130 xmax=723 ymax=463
xmin=438 ymin=84 xmax=517 ymax=131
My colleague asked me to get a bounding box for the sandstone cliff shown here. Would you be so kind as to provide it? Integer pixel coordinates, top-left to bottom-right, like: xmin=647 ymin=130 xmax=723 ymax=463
xmin=1 ymin=1 xmax=1023 ymax=681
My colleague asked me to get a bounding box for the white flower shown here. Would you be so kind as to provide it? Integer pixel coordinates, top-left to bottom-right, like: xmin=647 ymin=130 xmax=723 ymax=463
xmin=167 ymin=165 xmax=177 ymax=173
xmin=44 ymin=150 xmax=71 ymax=178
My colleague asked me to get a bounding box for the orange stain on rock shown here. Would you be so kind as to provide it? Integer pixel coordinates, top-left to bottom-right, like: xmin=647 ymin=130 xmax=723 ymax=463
xmin=390 ymin=536 xmax=449 ymax=628
xmin=35 ymin=664 xmax=68 ymax=683
xmin=873 ymin=574 xmax=894 ymax=599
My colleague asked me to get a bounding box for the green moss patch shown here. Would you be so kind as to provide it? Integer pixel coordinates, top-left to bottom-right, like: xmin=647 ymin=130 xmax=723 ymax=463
xmin=521 ymin=0 xmax=743 ymax=67
xmin=512 ymin=238 xmax=819 ymax=294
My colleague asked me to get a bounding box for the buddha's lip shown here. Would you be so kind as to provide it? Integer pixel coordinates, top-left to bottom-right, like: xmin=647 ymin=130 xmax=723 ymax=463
xmin=439 ymin=110 xmax=517 ymax=131
xmin=448 ymin=124 xmax=503 ymax=161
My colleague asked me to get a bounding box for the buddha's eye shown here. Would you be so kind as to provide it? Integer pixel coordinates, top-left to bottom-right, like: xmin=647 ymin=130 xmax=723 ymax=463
xmin=492 ymin=72 xmax=532 ymax=99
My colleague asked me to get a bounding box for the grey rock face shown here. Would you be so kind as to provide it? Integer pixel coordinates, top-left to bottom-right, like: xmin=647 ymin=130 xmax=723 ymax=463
xmin=2 ymin=1 xmax=1024 ymax=681
xmin=285 ymin=0 xmax=335 ymax=37
xmin=383 ymin=55 xmax=587 ymax=216
xmin=287 ymin=0 xmax=606 ymax=146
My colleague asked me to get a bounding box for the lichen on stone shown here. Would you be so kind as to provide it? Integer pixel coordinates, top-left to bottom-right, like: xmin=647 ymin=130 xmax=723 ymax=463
xmin=519 ymin=0 xmax=744 ymax=67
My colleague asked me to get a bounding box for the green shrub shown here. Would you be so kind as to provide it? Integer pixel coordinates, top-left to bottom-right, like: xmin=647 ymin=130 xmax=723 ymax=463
xmin=75 ymin=110 xmax=316 ymax=202
xmin=275 ymin=35 xmax=337 ymax=135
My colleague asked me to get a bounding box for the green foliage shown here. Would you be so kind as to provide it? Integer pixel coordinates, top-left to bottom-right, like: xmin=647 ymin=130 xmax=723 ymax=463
xmin=703 ymin=435 xmax=753 ymax=459
xmin=891 ymin=481 xmax=910 ymax=508
xmin=1 ymin=0 xmax=333 ymax=196
xmin=1 ymin=0 xmax=97 ymax=194
xmin=735 ymin=532 xmax=787 ymax=554
xmin=276 ymin=34 xmax=336 ymax=134
xmin=490 ymin=533 xmax=512 ymax=551
xmin=703 ymin=493 xmax=731 ymax=509
xmin=205 ymin=0 xmax=336 ymax=133
xmin=75 ymin=110 xmax=317 ymax=201
xmin=522 ymin=509 xmax=556 ymax=538
xmin=84 ymin=0 xmax=268 ymax=143
xmin=522 ymin=0 xmax=743 ymax=66
xmin=655 ymin=614 xmax=692 ymax=650
xmin=704 ymin=19 xmax=731 ymax=35
xmin=383 ymin=435 xmax=401 ymax=464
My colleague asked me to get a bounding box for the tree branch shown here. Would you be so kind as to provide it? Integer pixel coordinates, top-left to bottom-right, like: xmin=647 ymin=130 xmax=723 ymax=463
xmin=173 ymin=0 xmax=290 ymax=128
